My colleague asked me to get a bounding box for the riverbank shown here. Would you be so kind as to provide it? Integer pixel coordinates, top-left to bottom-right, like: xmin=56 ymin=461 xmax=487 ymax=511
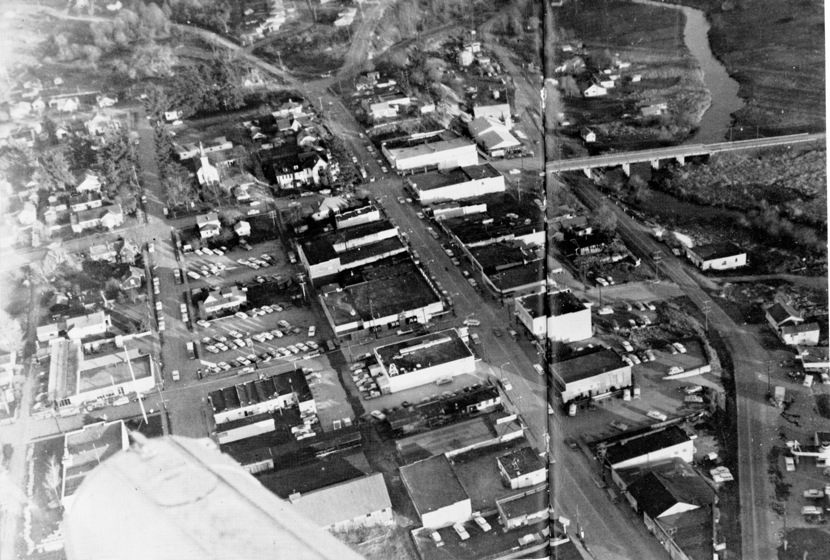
xmin=661 ymin=0 xmax=825 ymax=137
xmin=550 ymin=0 xmax=712 ymax=153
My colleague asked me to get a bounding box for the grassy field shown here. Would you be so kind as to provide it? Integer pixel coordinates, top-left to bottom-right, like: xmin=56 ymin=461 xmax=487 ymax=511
xmin=670 ymin=0 xmax=825 ymax=135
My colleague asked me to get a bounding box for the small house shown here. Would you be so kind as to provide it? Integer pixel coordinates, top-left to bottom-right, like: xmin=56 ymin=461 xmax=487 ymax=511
xmin=583 ymin=84 xmax=607 ymax=98
xmin=234 ymin=220 xmax=251 ymax=237
xmin=581 ymin=128 xmax=596 ymax=143
xmin=196 ymin=212 xmax=221 ymax=239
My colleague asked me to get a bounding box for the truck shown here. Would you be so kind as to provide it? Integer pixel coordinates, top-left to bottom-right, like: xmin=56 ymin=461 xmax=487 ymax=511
xmin=185 ymin=341 xmax=197 ymax=360
xmin=772 ymin=386 xmax=786 ymax=407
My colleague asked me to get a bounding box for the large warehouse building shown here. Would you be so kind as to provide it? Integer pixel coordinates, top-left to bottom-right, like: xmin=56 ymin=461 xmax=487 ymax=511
xmin=552 ymin=348 xmax=632 ymax=403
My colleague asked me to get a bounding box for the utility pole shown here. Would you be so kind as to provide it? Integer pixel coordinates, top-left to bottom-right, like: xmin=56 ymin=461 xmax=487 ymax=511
xmin=702 ymin=300 xmax=712 ymax=332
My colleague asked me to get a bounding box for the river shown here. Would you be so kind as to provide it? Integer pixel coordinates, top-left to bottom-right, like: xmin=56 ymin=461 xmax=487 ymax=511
xmin=632 ymin=0 xmax=744 ymax=144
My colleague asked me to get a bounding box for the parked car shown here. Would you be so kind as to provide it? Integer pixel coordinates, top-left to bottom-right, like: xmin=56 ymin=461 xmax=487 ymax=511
xmin=621 ymin=340 xmax=634 ymax=352
xmin=308 ymin=325 xmax=316 ymax=337
xmin=453 ymin=523 xmax=470 ymax=541
xmin=672 ymin=342 xmax=687 ymax=353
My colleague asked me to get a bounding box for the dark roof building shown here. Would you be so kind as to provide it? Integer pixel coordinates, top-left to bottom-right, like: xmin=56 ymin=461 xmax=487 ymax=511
xmin=604 ymin=425 xmax=694 ymax=469
xmin=400 ymin=454 xmax=472 ymax=528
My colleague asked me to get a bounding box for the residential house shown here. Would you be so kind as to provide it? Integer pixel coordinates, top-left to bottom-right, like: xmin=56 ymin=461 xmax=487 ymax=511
xmin=117 ymin=238 xmax=141 ymax=264
xmin=368 ymin=101 xmax=398 ymax=121
xmin=119 ymin=266 xmax=145 ymax=291
xmin=50 ymin=96 xmax=80 ymax=113
xmin=583 ymin=84 xmax=607 ymax=98
xmin=234 ymin=220 xmax=251 ymax=237
xmin=273 ymin=99 xmax=305 ymax=119
xmin=70 ymin=204 xmax=124 ymax=233
xmin=65 ymin=312 xmax=112 ymax=341
xmin=581 ymin=127 xmax=596 ymax=143
xmin=9 ymin=101 xmax=32 ymax=120
xmin=473 ymin=95 xmax=512 ymax=129
xmin=272 ymin=151 xmax=328 ymax=190
xmin=640 ymin=103 xmax=668 ymax=118
xmin=765 ymin=301 xmax=803 ymax=331
xmin=196 ymin=212 xmax=222 ymax=239
xmin=175 ymin=137 xmax=233 ymax=160
xmin=85 ymin=113 xmax=121 ymax=136
xmin=87 ymin=243 xmax=117 ymax=262
xmin=76 ymin=174 xmax=102 ymax=193
xmin=796 ymin=347 xmax=829 ymax=371
xmin=69 ymin=192 xmax=103 ymax=213
xmin=96 ymin=95 xmax=118 ymax=108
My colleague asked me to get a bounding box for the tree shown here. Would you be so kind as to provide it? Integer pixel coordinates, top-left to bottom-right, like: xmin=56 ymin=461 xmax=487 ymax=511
xmin=0 ymin=309 xmax=23 ymax=353
xmin=43 ymin=455 xmax=63 ymax=509
xmin=164 ymin=172 xmax=198 ymax=209
xmin=592 ymin=202 xmax=618 ymax=234
xmin=37 ymin=149 xmax=76 ymax=190
xmin=142 ymin=84 xmax=171 ymax=121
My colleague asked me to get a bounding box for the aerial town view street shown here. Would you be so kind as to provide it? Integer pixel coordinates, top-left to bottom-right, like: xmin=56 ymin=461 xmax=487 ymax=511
xmin=0 ymin=0 xmax=825 ymax=559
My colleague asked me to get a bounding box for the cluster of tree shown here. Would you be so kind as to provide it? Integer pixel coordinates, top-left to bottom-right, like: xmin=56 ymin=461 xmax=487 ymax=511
xmin=151 ymin=122 xmax=198 ymax=210
xmin=169 ymin=56 xmax=246 ymax=117
xmin=167 ymin=0 xmax=232 ymax=35
xmin=45 ymin=4 xmax=175 ymax=77
xmin=325 ymin=135 xmax=358 ymax=188
xmin=375 ymin=48 xmax=463 ymax=106
xmin=32 ymin=128 xmax=140 ymax=213
xmin=379 ymin=0 xmax=488 ymax=43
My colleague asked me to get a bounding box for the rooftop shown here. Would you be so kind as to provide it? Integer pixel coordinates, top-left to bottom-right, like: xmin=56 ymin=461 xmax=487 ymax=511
xmin=339 ymin=236 xmax=406 ymax=265
xmin=468 ymin=241 xmax=539 ymax=274
xmin=411 ymin=516 xmax=552 ymax=560
xmin=323 ymin=258 xmax=441 ymax=326
xmin=605 ymin=425 xmax=692 ymax=466
xmin=766 ymin=301 xmax=802 ymax=325
xmin=374 ymin=329 xmax=472 ymax=378
xmin=487 ymin=261 xmax=545 ymax=293
xmin=517 ymin=290 xmax=586 ymax=319
xmin=256 ymin=449 xmax=372 ymax=499
xmin=621 ymin=459 xmax=715 ymax=519
xmin=450 ymin=437 xmax=533 ymax=512
xmin=496 ymin=446 xmax=545 ymax=479
xmin=408 ymin=164 xmax=501 ymax=192
xmin=781 ymin=322 xmax=820 ymax=335
xmin=384 ymin=135 xmax=475 ymax=161
xmin=208 ymin=370 xmax=311 ymax=415
xmin=62 ymin=421 xmax=128 ymax=499
xmin=400 ymin=454 xmax=469 ymax=517
xmin=76 ymin=351 xmax=152 ymax=396
xmin=689 ymin=241 xmax=744 ymax=260
xmin=552 ymin=348 xmax=629 ymax=385
xmin=396 ymin=411 xmax=518 ymax=464
xmin=495 ymin=484 xmax=549 ymax=521
xmin=289 ymin=473 xmax=391 ymax=528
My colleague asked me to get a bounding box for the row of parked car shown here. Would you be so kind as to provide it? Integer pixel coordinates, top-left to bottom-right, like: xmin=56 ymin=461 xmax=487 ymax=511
xmin=351 ymin=363 xmax=381 ymax=400
xmin=620 ymin=340 xmax=686 ymax=366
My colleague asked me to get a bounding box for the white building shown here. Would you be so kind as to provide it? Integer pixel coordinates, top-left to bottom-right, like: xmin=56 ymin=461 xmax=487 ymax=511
xmin=234 ymin=220 xmax=251 ymax=237
xmin=400 ymin=454 xmax=472 ymax=529
xmin=197 ymin=212 xmax=221 ymax=239
xmin=496 ymin=446 xmax=546 ymax=490
xmin=70 ymin=204 xmax=124 ymax=233
xmin=373 ymin=329 xmax=475 ymax=393
xmin=685 ymin=242 xmax=746 ymax=271
xmin=200 ymin=286 xmax=247 ymax=317
xmin=515 ymin=290 xmax=592 ymax=342
xmin=603 ymin=425 xmax=695 ymax=470
xmin=37 ymin=312 xmax=112 ymax=343
xmin=208 ymin=369 xmax=315 ymax=425
xmin=583 ymin=84 xmax=607 ymax=97
xmin=552 ymin=348 xmax=632 ymax=403
xmin=197 ymin=155 xmax=220 ymax=186
xmin=382 ymin=136 xmax=478 ymax=173
xmin=407 ymin=163 xmax=505 ymax=203
xmin=289 ymin=473 xmax=394 ymax=532
xmin=467 ymin=117 xmax=521 ymax=157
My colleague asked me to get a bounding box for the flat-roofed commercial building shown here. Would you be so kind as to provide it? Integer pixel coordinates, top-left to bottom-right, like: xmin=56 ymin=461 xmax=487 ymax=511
xmin=208 ymin=369 xmax=315 ymax=425
xmin=298 ymin=220 xmax=406 ymax=283
xmin=373 ymin=329 xmax=475 ymax=393
xmin=552 ymin=348 xmax=632 ymax=403
xmin=319 ymin=259 xmax=444 ymax=338
xmin=496 ymin=446 xmax=547 ymax=489
xmin=382 ymin=134 xmax=478 ymax=172
xmin=61 ymin=420 xmax=129 ymax=510
xmin=465 ymin=241 xmax=545 ymax=298
xmin=406 ymin=164 xmax=504 ymax=203
xmin=48 ymin=340 xmax=155 ymax=415
xmin=685 ymin=242 xmax=746 ymax=271
xmin=400 ymin=454 xmax=472 ymax=529
xmin=603 ymin=425 xmax=695 ymax=470
xmin=515 ymin=290 xmax=592 ymax=342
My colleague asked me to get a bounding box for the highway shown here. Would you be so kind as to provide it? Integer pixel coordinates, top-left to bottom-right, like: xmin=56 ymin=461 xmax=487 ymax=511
xmin=545 ymin=132 xmax=826 ymax=173
xmin=571 ymin=179 xmax=781 ymax=559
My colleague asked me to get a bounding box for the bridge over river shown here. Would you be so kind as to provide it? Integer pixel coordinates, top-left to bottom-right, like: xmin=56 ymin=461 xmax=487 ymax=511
xmin=545 ymin=132 xmax=825 ymax=176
